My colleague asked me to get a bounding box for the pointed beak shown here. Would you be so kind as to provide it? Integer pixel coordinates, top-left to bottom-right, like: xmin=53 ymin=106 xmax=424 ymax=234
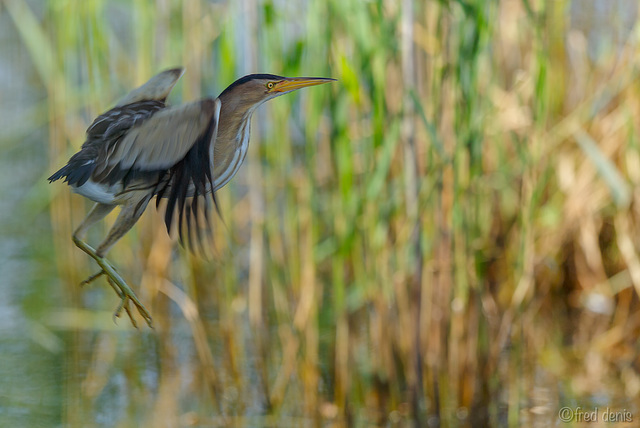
xmin=272 ymin=77 xmax=336 ymax=93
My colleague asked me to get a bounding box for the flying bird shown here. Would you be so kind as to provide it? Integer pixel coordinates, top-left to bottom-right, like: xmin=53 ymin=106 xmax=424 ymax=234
xmin=49 ymin=68 xmax=335 ymax=327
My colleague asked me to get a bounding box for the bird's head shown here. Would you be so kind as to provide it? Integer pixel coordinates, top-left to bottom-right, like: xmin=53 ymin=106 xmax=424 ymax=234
xmin=218 ymin=74 xmax=335 ymax=114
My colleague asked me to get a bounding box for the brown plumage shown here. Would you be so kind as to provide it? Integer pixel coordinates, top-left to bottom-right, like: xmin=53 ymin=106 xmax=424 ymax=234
xmin=49 ymin=67 xmax=334 ymax=327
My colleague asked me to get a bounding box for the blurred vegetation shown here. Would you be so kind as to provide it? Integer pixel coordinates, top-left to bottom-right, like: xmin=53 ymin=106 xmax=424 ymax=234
xmin=2 ymin=0 xmax=640 ymax=426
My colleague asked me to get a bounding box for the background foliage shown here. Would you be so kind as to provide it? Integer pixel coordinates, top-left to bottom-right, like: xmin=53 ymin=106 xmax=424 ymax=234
xmin=1 ymin=0 xmax=640 ymax=426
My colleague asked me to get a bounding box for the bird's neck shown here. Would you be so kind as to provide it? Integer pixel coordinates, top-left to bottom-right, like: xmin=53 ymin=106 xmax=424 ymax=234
xmin=217 ymin=92 xmax=258 ymax=137
xmin=211 ymin=94 xmax=258 ymax=190
xmin=216 ymin=95 xmax=260 ymax=148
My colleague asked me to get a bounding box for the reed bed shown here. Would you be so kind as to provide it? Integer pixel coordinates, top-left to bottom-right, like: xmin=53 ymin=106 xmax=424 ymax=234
xmin=4 ymin=0 xmax=640 ymax=426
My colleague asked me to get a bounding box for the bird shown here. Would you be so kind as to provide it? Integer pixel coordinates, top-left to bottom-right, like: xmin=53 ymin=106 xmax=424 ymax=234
xmin=49 ymin=68 xmax=335 ymax=327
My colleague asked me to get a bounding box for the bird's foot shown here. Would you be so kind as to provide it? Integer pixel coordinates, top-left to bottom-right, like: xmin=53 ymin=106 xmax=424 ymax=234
xmin=74 ymin=237 xmax=153 ymax=328
xmin=80 ymin=267 xmax=153 ymax=328
xmin=105 ymin=276 xmax=144 ymax=329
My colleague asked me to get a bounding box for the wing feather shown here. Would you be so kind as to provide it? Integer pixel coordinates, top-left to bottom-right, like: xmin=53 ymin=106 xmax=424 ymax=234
xmin=157 ymin=98 xmax=221 ymax=252
xmin=113 ymin=98 xmax=218 ymax=170
xmin=92 ymin=98 xmax=219 ymax=183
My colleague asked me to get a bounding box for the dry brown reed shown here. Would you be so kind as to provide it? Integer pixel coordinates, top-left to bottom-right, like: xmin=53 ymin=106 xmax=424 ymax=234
xmin=5 ymin=0 xmax=640 ymax=426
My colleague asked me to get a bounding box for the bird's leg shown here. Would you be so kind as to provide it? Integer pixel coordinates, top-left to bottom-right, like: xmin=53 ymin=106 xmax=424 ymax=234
xmin=73 ymin=203 xmax=115 ymax=285
xmin=74 ymin=203 xmax=116 ymax=240
xmin=73 ymin=200 xmax=153 ymax=328
xmin=95 ymin=198 xmax=150 ymax=258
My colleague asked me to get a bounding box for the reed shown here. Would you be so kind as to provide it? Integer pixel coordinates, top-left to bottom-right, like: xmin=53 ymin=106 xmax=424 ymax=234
xmin=5 ymin=0 xmax=640 ymax=426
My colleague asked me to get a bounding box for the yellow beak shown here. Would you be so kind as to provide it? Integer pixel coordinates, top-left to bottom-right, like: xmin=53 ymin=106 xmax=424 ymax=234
xmin=272 ymin=77 xmax=336 ymax=93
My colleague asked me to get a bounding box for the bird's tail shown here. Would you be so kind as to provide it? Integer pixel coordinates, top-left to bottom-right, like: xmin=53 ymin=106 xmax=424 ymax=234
xmin=48 ymin=162 xmax=94 ymax=186
xmin=48 ymin=165 xmax=70 ymax=183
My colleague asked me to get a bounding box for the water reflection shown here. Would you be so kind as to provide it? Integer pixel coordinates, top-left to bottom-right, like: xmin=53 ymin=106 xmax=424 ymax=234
xmin=2 ymin=0 xmax=640 ymax=426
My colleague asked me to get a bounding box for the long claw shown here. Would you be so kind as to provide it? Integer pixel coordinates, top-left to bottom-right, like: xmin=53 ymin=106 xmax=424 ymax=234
xmin=74 ymin=236 xmax=153 ymax=328
xmin=112 ymin=298 xmax=138 ymax=329
xmin=122 ymin=300 xmax=137 ymax=328
xmin=106 ymin=277 xmax=139 ymax=329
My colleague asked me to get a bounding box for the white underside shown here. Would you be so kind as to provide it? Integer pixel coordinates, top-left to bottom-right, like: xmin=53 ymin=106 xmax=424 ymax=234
xmin=72 ymin=180 xmax=119 ymax=204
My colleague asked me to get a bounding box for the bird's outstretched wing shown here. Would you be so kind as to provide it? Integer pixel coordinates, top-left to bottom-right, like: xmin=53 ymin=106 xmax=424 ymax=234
xmin=99 ymin=97 xmax=222 ymax=252
xmin=98 ymin=98 xmax=223 ymax=253
xmin=48 ymin=67 xmax=186 ymax=188
xmin=91 ymin=98 xmax=220 ymax=183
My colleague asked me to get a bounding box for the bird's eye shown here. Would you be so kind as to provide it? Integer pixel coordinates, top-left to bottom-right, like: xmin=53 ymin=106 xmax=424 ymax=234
xmin=266 ymin=82 xmax=275 ymax=90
